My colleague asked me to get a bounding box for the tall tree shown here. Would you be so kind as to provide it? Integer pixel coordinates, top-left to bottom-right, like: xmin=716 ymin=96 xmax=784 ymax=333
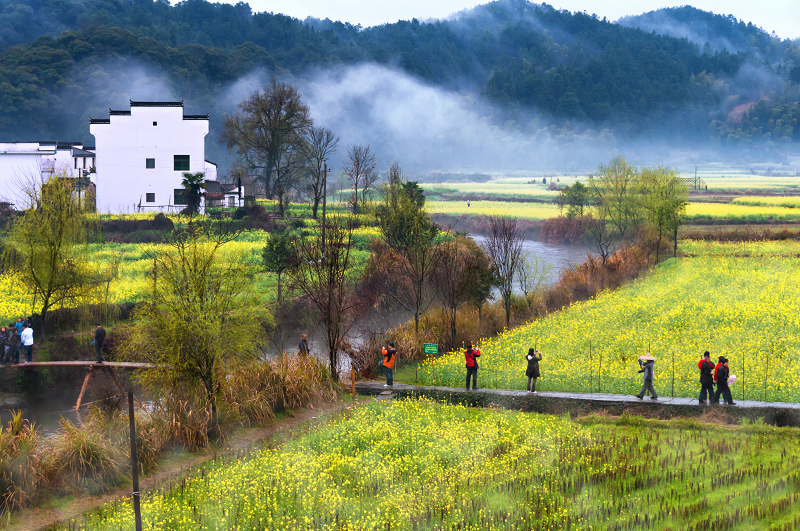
xmin=377 ymin=183 xmax=439 ymax=335
xmin=343 ymin=144 xmax=378 ymax=214
xmin=560 ymin=181 xmax=590 ymax=218
xmin=5 ymin=172 xmax=98 ymax=339
xmin=587 ymin=155 xmax=643 ymax=240
xmin=300 ymin=126 xmax=339 ymax=219
xmin=221 ymin=78 xmax=312 ymax=215
xmin=120 ymin=221 xmax=264 ymax=426
xmin=483 ymin=216 xmax=523 ymax=327
xmin=640 ymin=166 xmax=688 ymax=263
xmin=432 ymin=235 xmax=493 ymax=349
xmin=181 ymin=171 xmax=206 ymax=216
xmin=289 ymin=214 xmax=362 ymax=381
xmin=262 ymin=231 xmax=294 ymax=305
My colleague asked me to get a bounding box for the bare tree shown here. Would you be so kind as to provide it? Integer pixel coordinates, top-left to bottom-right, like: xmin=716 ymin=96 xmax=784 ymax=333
xmin=221 ymin=78 xmax=312 ymax=215
xmin=586 ymin=215 xmax=613 ymax=265
xmin=300 ymin=126 xmax=339 ymax=219
xmin=343 ymin=144 xmax=378 ymax=214
xmin=288 ymin=214 xmax=363 ymax=381
xmin=483 ymin=216 xmax=523 ymax=327
xmin=517 ymin=251 xmax=551 ymax=310
xmin=432 ymin=235 xmax=492 ymax=349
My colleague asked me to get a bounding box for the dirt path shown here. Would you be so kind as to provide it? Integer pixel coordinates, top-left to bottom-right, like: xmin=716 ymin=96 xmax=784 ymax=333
xmin=9 ymin=398 xmax=354 ymax=531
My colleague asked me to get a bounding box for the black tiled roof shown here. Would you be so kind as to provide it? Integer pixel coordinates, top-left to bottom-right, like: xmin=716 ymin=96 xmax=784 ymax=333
xmin=204 ymin=180 xmax=222 ymax=194
xmin=89 ymin=118 xmax=110 ymax=124
xmin=183 ymin=114 xmax=209 ymax=120
xmin=130 ymin=100 xmax=184 ymax=107
xmin=109 ymin=109 xmax=131 ymax=115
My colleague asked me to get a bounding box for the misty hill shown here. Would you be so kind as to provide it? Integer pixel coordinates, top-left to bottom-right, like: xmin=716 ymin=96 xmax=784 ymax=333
xmin=1 ymin=0 xmax=800 ymax=173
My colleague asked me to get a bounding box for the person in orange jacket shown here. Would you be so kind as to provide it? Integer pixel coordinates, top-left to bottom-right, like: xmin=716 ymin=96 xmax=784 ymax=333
xmin=465 ymin=342 xmax=481 ymax=390
xmin=382 ymin=342 xmax=396 ymax=387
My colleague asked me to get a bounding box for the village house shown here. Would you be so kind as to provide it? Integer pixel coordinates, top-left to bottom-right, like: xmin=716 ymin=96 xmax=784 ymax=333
xmin=89 ymin=100 xmax=218 ymax=213
xmin=0 ymin=141 xmax=95 ymax=207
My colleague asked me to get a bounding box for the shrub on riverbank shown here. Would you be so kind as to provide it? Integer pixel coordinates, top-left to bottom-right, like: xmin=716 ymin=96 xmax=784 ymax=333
xmin=0 ymin=354 xmax=340 ymax=514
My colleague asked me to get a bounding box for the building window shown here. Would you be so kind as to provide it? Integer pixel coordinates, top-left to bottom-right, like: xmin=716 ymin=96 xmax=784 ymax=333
xmin=74 ymin=158 xmax=78 ymax=169
xmin=227 ymin=196 xmax=236 ymax=208
xmin=174 ymin=189 xmax=187 ymax=205
xmin=146 ymin=158 xmax=155 ymax=169
xmin=146 ymin=193 xmax=155 ymax=203
xmin=153 ymin=121 xmax=157 ymax=126
xmin=174 ymin=155 xmax=190 ymax=171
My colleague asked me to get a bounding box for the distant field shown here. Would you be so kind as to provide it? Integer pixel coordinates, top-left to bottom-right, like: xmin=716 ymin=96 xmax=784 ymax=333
xmin=731 ymin=196 xmax=800 ymax=208
xmin=425 ymin=200 xmax=561 ymax=219
xmin=425 ymin=199 xmax=800 ymax=221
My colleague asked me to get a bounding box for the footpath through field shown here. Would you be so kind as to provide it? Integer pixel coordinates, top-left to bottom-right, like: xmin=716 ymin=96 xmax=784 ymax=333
xmin=355 ymin=381 xmax=800 ymax=421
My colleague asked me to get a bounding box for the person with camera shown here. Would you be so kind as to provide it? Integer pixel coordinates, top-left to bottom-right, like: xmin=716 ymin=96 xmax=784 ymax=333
xmin=698 ymin=351 xmax=715 ymax=404
xmin=465 ymin=342 xmax=480 ymax=390
xmin=525 ymin=348 xmax=542 ymax=394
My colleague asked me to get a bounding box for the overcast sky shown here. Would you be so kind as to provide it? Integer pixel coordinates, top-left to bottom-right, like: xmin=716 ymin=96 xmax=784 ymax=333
xmin=250 ymin=0 xmax=800 ymax=39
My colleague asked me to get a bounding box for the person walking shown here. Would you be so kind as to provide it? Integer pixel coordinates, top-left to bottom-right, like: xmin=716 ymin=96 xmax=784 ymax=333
xmin=465 ymin=342 xmax=481 ymax=390
xmin=20 ymin=323 xmax=33 ymax=363
xmin=712 ymin=357 xmax=736 ymax=405
xmin=710 ymin=356 xmax=724 ymax=404
xmin=94 ymin=324 xmax=106 ymax=363
xmin=635 ymin=353 xmax=658 ymax=400
xmin=698 ymin=351 xmax=715 ymax=404
xmin=382 ymin=342 xmax=396 ymax=387
xmin=525 ymin=348 xmax=542 ymax=394
xmin=298 ymin=334 xmax=310 ymax=356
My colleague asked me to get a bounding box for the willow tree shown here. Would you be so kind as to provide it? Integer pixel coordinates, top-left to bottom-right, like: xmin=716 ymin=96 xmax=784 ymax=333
xmin=120 ymin=220 xmax=266 ymax=424
xmin=5 ymin=172 xmax=97 ymax=339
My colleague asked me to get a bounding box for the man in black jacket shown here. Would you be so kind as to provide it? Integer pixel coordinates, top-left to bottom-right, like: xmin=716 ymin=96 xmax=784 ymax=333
xmin=94 ymin=324 xmax=106 ymax=363
xmin=698 ymin=351 xmax=715 ymax=404
xmin=711 ymin=357 xmax=735 ymax=405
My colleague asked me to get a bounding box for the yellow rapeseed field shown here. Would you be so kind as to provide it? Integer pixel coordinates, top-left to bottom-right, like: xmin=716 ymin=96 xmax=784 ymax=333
xmin=419 ymin=255 xmax=800 ymax=402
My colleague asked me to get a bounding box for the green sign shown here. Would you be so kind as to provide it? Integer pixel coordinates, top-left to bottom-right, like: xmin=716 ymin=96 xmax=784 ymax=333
xmin=423 ymin=343 xmax=438 ymax=355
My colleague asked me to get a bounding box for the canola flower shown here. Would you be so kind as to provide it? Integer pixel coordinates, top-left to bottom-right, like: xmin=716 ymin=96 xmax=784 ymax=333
xmin=65 ymin=399 xmax=800 ymax=530
xmin=419 ymin=254 xmax=800 ymax=402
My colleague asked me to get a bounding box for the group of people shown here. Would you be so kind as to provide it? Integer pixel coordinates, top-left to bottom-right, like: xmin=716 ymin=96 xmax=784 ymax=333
xmin=636 ymin=351 xmax=736 ymax=405
xmin=0 ymin=317 xmax=34 ymax=364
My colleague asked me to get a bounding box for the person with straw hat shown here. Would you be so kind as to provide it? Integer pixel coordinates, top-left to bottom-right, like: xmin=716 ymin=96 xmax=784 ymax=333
xmin=635 ymin=353 xmax=658 ymax=400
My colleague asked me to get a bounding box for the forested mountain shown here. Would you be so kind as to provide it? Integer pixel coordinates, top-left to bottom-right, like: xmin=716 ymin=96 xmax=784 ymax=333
xmin=1 ymin=0 xmax=799 ymax=173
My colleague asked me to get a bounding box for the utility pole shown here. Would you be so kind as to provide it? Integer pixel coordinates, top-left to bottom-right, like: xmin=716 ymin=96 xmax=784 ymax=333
xmin=322 ymin=161 xmax=327 ymax=260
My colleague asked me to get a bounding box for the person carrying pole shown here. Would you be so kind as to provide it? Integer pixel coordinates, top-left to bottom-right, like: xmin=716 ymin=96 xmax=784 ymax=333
xmin=698 ymin=351 xmax=715 ymax=404
xmin=525 ymin=348 xmax=542 ymax=394
xmin=635 ymin=353 xmax=658 ymax=400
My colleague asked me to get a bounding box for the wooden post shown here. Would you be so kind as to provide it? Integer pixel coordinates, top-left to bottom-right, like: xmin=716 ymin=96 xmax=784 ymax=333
xmin=350 ymin=366 xmax=356 ymax=399
xmin=105 ymin=366 xmax=144 ymax=409
xmin=75 ymin=367 xmax=94 ymax=410
xmin=589 ymin=340 xmax=592 ymax=393
xmin=597 ymin=344 xmax=601 ymax=393
xmin=128 ymin=392 xmax=142 ymax=531
xmin=742 ymin=348 xmax=745 ymax=401
xmin=764 ymin=346 xmax=770 ymax=402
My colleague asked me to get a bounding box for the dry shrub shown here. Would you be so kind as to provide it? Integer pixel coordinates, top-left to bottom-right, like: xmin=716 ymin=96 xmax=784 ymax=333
xmin=681 ymin=225 xmax=800 ymax=242
xmin=221 ymin=360 xmax=281 ymax=426
xmin=49 ymin=418 xmax=125 ymax=494
xmin=272 ymin=354 xmax=339 ymax=410
xmin=0 ymin=411 xmax=44 ymax=511
xmin=539 ymin=216 xmax=589 ymax=244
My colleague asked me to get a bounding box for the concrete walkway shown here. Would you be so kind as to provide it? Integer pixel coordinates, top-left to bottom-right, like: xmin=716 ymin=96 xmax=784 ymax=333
xmin=355 ymin=381 xmax=800 ymax=410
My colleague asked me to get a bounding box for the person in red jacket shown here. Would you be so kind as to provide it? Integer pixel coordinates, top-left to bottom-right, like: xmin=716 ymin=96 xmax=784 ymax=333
xmin=465 ymin=342 xmax=481 ymax=390
xmin=382 ymin=342 xmax=396 ymax=387
xmin=698 ymin=351 xmax=715 ymax=404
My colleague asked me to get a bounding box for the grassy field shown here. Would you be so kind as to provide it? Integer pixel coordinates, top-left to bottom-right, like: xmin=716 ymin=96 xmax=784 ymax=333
xmin=418 ymin=245 xmax=800 ymax=402
xmin=63 ymin=399 xmax=800 ymax=530
xmin=731 ymin=196 xmax=800 ymax=208
xmin=681 ymin=239 xmax=800 ymax=256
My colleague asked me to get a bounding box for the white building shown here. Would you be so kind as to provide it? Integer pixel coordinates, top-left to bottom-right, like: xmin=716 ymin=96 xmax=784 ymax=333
xmin=90 ymin=100 xmax=217 ymax=213
xmin=0 ymin=142 xmax=95 ymax=207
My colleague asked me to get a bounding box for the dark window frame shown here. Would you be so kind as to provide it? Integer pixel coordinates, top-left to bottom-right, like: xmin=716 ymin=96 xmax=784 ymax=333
xmin=146 ymin=158 xmax=155 ymax=169
xmin=174 ymin=189 xmax=187 ymax=205
xmin=174 ymin=155 xmax=190 ymax=171
xmin=146 ymin=193 xmax=155 ymax=203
